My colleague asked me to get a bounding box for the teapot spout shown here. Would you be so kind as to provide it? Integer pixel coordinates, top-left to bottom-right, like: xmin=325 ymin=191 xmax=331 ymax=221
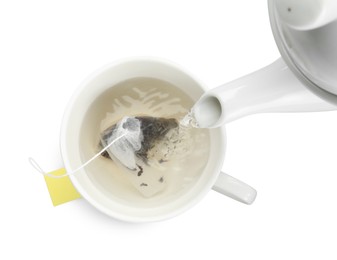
xmin=193 ymin=58 xmax=337 ymax=128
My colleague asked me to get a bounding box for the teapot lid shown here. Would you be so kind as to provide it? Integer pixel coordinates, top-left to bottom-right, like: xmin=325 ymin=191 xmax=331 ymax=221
xmin=268 ymin=0 xmax=337 ymax=105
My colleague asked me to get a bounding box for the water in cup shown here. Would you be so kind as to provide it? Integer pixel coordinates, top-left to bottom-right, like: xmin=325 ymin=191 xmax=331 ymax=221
xmin=80 ymin=77 xmax=210 ymax=204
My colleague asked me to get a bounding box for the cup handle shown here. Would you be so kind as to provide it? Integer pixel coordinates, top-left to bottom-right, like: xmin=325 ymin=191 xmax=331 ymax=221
xmin=212 ymin=172 xmax=257 ymax=205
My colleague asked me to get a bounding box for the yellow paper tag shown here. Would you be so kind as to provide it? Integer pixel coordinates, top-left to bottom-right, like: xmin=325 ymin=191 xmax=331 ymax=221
xmin=44 ymin=168 xmax=81 ymax=206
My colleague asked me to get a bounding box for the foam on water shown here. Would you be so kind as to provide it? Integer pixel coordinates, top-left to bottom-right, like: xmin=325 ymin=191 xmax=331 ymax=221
xmin=180 ymin=110 xmax=199 ymax=128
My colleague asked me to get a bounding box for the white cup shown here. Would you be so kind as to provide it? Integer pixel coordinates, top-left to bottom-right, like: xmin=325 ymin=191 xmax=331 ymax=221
xmin=60 ymin=57 xmax=257 ymax=223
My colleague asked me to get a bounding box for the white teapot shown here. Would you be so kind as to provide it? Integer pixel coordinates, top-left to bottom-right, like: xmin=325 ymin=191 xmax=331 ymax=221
xmin=193 ymin=0 xmax=337 ymax=128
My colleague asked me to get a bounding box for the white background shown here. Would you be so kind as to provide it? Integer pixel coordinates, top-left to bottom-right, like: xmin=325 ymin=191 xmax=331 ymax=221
xmin=1 ymin=0 xmax=337 ymax=259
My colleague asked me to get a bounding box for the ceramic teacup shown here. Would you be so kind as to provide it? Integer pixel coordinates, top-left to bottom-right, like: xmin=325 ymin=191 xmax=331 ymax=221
xmin=60 ymin=58 xmax=257 ymax=223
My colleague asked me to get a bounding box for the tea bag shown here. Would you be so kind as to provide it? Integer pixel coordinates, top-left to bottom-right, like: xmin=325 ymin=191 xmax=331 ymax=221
xmin=100 ymin=116 xmax=180 ymax=197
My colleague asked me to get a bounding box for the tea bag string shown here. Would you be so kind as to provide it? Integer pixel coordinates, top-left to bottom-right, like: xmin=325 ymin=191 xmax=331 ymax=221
xmin=29 ymin=132 xmax=127 ymax=179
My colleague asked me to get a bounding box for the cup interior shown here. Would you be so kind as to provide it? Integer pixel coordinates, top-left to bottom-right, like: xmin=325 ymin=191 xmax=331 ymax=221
xmin=60 ymin=58 xmax=226 ymax=222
